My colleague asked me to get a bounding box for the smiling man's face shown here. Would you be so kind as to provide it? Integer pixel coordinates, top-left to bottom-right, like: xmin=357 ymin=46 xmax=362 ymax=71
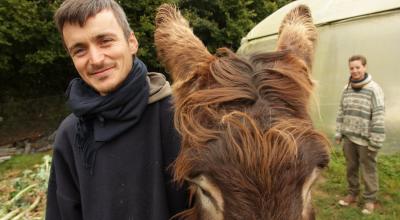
xmin=63 ymin=9 xmax=138 ymax=95
xmin=349 ymin=59 xmax=367 ymax=81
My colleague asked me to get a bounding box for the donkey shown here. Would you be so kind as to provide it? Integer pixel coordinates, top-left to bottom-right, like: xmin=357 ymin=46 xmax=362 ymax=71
xmin=154 ymin=4 xmax=330 ymax=220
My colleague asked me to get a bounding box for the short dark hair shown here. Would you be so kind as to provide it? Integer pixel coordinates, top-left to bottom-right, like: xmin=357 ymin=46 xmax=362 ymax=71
xmin=54 ymin=0 xmax=132 ymax=41
xmin=348 ymin=55 xmax=367 ymax=66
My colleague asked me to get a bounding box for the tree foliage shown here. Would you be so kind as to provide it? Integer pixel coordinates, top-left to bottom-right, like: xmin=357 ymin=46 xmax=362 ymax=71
xmin=0 ymin=0 xmax=292 ymax=101
xmin=0 ymin=0 xmax=72 ymax=101
xmin=178 ymin=0 xmax=291 ymax=52
xmin=119 ymin=0 xmax=179 ymax=71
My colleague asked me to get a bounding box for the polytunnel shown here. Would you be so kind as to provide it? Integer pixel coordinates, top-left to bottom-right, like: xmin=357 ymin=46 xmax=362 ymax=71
xmin=238 ymin=0 xmax=400 ymax=153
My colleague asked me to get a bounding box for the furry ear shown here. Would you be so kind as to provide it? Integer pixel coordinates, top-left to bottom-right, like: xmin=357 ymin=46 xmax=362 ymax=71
xmin=249 ymin=5 xmax=318 ymax=119
xmin=154 ymin=4 xmax=214 ymax=84
xmin=276 ymin=5 xmax=317 ymax=70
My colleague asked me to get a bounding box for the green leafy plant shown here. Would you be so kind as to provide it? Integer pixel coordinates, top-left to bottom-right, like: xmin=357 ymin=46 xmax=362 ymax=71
xmin=0 ymin=155 xmax=51 ymax=220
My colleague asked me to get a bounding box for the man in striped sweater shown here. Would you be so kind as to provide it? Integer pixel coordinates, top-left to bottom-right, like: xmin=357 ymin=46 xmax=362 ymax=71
xmin=335 ymin=55 xmax=385 ymax=215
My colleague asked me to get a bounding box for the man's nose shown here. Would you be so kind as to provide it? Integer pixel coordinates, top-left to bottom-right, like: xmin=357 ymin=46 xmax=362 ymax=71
xmin=88 ymin=47 xmax=104 ymax=65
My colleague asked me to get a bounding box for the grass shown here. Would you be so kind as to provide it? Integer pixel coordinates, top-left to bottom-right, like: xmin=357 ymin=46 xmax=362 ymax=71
xmin=314 ymin=149 xmax=400 ymax=219
xmin=0 ymin=151 xmax=51 ymax=179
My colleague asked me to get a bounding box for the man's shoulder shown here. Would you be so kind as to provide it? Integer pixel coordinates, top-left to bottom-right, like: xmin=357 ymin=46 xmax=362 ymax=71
xmin=152 ymin=95 xmax=174 ymax=111
xmin=364 ymin=80 xmax=384 ymax=107
xmin=365 ymin=80 xmax=384 ymax=94
xmin=53 ymin=113 xmax=78 ymax=148
xmin=368 ymin=80 xmax=383 ymax=88
xmin=58 ymin=113 xmax=78 ymax=132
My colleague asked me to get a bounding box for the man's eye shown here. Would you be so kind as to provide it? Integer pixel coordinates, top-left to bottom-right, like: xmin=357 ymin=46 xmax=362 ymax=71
xmin=101 ymin=38 xmax=113 ymax=45
xmin=72 ymin=48 xmax=86 ymax=57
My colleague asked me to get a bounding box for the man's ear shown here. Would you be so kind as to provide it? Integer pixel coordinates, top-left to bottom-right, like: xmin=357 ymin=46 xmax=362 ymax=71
xmin=128 ymin=31 xmax=138 ymax=55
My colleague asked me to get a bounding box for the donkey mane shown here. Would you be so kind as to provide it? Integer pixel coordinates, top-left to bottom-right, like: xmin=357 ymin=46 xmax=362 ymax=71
xmin=155 ymin=4 xmax=330 ymax=220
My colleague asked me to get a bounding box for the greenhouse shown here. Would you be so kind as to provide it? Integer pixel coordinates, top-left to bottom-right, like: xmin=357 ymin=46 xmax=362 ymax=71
xmin=238 ymin=0 xmax=400 ymax=153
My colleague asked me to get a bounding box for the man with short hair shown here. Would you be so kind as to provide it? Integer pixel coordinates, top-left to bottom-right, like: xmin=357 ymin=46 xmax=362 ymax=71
xmin=46 ymin=0 xmax=188 ymax=219
xmin=335 ymin=55 xmax=385 ymax=215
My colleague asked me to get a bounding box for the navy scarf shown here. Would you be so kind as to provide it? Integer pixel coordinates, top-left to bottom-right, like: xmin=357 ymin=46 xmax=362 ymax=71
xmin=348 ymin=73 xmax=371 ymax=91
xmin=66 ymin=58 xmax=149 ymax=172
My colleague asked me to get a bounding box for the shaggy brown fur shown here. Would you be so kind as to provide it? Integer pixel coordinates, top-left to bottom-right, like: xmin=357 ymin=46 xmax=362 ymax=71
xmin=155 ymin=4 xmax=330 ymax=220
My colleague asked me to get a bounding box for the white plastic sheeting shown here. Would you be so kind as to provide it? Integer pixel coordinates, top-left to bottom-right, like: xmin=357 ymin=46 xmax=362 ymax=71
xmin=240 ymin=0 xmax=400 ymax=42
xmin=238 ymin=0 xmax=400 ymax=153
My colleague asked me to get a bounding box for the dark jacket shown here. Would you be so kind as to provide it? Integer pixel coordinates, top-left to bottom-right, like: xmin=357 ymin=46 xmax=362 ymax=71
xmin=46 ymin=67 xmax=188 ymax=219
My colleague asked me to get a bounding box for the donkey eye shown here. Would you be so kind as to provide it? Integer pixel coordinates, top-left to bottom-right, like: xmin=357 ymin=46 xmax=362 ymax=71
xmin=198 ymin=185 xmax=212 ymax=199
xmin=317 ymin=154 xmax=329 ymax=169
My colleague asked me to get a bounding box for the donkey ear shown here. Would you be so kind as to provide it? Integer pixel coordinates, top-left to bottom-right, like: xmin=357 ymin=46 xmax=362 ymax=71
xmin=276 ymin=5 xmax=317 ymax=70
xmin=154 ymin=4 xmax=214 ymax=83
xmin=250 ymin=5 xmax=317 ymax=119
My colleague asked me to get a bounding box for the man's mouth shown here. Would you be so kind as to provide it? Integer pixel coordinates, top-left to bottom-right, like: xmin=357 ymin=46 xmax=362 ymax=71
xmin=90 ymin=66 xmax=114 ymax=78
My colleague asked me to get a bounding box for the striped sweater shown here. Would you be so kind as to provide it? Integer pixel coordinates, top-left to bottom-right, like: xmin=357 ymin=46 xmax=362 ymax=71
xmin=335 ymin=80 xmax=385 ymax=150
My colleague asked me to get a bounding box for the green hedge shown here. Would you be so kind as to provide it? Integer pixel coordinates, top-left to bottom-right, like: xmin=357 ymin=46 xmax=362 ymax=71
xmin=0 ymin=0 xmax=291 ymax=101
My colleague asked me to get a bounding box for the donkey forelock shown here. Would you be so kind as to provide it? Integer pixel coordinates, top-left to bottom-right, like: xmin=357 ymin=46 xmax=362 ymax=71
xmin=155 ymin=4 xmax=330 ymax=220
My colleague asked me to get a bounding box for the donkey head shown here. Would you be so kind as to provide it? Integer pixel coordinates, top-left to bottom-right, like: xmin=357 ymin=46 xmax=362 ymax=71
xmin=155 ymin=4 xmax=330 ymax=220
